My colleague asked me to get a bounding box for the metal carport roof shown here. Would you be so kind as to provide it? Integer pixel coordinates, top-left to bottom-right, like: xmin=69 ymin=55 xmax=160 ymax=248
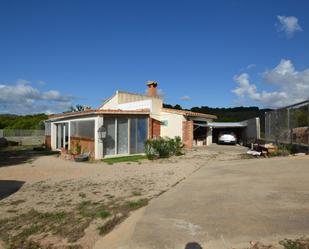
xmin=207 ymin=122 xmax=247 ymax=128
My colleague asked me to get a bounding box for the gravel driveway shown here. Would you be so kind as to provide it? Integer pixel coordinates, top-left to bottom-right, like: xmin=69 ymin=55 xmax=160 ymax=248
xmin=96 ymin=154 xmax=309 ymax=249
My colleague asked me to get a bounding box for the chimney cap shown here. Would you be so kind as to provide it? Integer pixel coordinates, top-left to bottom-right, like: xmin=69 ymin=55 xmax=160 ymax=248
xmin=147 ymin=80 xmax=158 ymax=87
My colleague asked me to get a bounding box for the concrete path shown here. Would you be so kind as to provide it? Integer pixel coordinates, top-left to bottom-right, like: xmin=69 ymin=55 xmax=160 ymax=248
xmin=123 ymin=156 xmax=309 ymax=249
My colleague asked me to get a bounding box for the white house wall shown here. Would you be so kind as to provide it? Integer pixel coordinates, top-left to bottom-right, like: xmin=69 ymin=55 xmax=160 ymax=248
xmin=100 ymin=93 xmax=119 ymax=110
xmin=160 ymin=111 xmax=185 ymax=139
xmin=100 ymin=92 xmax=163 ymax=119
xmin=118 ymin=99 xmax=152 ymax=111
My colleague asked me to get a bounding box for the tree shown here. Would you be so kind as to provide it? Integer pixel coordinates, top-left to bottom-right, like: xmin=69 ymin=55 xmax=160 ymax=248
xmin=67 ymin=104 xmax=91 ymax=113
xmin=0 ymin=114 xmax=48 ymax=129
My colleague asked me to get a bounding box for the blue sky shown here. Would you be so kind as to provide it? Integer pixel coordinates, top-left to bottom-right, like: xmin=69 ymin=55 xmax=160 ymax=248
xmin=0 ymin=0 xmax=308 ymax=114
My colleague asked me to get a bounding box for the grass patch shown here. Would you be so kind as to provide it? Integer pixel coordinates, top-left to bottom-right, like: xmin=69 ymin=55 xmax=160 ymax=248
xmin=0 ymin=207 xmax=93 ymax=248
xmin=98 ymin=216 xmax=124 ymax=236
xmin=132 ymin=191 xmax=142 ymax=196
xmin=127 ymin=199 xmax=148 ymax=210
xmin=0 ymin=198 xmax=150 ymax=248
xmin=97 ymin=210 xmax=111 ymax=219
xmin=280 ymin=238 xmax=309 ymax=249
xmin=102 ymin=155 xmax=147 ymax=164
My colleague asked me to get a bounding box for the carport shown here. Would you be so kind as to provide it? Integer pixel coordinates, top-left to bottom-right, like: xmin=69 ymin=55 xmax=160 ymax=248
xmin=209 ymin=122 xmax=246 ymax=144
xmin=192 ymin=119 xmax=211 ymax=146
xmin=207 ymin=118 xmax=260 ymax=145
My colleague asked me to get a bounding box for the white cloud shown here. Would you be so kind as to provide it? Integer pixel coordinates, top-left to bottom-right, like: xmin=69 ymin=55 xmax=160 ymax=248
xmin=37 ymin=80 xmax=46 ymax=85
xmin=180 ymin=95 xmax=191 ymax=101
xmin=247 ymin=64 xmax=256 ymax=70
xmin=0 ymin=79 xmax=75 ymax=114
xmin=276 ymin=15 xmax=302 ymax=37
xmin=232 ymin=59 xmax=309 ymax=108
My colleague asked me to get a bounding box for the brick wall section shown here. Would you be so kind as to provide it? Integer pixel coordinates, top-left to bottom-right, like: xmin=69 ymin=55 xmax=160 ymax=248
xmin=149 ymin=118 xmax=161 ymax=139
xmin=70 ymin=136 xmax=95 ymax=158
xmin=45 ymin=135 xmax=51 ymax=149
xmin=182 ymin=120 xmax=193 ymax=149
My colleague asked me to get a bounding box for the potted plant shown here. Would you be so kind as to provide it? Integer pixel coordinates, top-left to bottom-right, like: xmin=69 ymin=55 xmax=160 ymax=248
xmin=74 ymin=147 xmax=90 ymax=162
xmin=70 ymin=141 xmax=81 ymax=160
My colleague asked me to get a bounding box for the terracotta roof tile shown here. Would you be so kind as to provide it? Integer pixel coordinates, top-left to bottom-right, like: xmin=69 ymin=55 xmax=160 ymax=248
xmin=161 ymin=108 xmax=217 ymax=119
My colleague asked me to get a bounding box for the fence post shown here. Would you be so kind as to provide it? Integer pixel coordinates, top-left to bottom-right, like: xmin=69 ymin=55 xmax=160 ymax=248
xmin=264 ymin=112 xmax=267 ymax=142
xmin=275 ymin=110 xmax=279 ymax=145
xmin=288 ymin=108 xmax=293 ymax=145
xmin=307 ymin=100 xmax=309 ymax=154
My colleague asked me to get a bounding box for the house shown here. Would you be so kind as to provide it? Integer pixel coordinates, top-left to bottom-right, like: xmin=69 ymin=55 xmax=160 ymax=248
xmin=45 ymin=81 xmax=217 ymax=159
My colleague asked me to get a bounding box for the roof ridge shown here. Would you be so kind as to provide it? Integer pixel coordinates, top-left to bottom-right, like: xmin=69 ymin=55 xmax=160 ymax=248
xmin=117 ymin=90 xmax=162 ymax=99
xmin=162 ymin=108 xmax=217 ymax=119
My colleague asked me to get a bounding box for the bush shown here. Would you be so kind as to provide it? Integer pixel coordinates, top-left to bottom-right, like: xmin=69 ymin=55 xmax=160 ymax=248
xmin=269 ymin=144 xmax=292 ymax=157
xmin=168 ymin=136 xmax=184 ymax=156
xmin=144 ymin=136 xmax=184 ymax=160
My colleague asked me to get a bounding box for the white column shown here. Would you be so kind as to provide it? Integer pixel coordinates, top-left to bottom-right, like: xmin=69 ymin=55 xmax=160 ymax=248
xmin=63 ymin=124 xmax=66 ymax=148
xmin=68 ymin=121 xmax=71 ymax=150
xmin=95 ymin=116 xmax=104 ymax=159
xmin=206 ymin=127 xmax=213 ymax=146
xmin=51 ymin=123 xmax=57 ymax=150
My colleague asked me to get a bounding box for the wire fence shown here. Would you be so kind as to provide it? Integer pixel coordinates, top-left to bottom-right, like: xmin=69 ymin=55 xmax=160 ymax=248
xmin=265 ymin=100 xmax=309 ymax=150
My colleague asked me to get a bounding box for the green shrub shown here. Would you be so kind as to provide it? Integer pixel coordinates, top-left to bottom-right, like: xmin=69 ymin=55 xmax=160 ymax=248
xmin=269 ymin=144 xmax=293 ymax=157
xmin=279 ymin=238 xmax=306 ymax=249
xmin=168 ymin=136 xmax=184 ymax=156
xmin=144 ymin=140 xmax=157 ymax=160
xmin=144 ymin=136 xmax=184 ymax=160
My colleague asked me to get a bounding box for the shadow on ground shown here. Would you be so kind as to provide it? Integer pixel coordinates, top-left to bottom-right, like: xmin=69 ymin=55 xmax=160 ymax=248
xmin=185 ymin=242 xmax=203 ymax=249
xmin=0 ymin=180 xmax=25 ymax=200
xmin=0 ymin=148 xmax=59 ymax=167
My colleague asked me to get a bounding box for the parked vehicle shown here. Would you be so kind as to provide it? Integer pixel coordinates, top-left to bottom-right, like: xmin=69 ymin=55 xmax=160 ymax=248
xmin=218 ymin=132 xmax=237 ymax=144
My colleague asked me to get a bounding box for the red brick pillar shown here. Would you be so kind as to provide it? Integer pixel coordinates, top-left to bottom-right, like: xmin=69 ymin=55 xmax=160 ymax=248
xmin=45 ymin=135 xmax=51 ymax=149
xmin=149 ymin=118 xmax=161 ymax=139
xmin=148 ymin=118 xmax=153 ymax=139
xmin=183 ymin=120 xmax=193 ymax=149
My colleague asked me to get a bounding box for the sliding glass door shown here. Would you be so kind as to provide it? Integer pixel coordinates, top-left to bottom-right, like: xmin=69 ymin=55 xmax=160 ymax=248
xmin=104 ymin=117 xmax=116 ymax=156
xmin=117 ymin=118 xmax=128 ymax=154
xmin=103 ymin=117 xmax=148 ymax=157
xmin=130 ymin=118 xmax=148 ymax=154
xmin=56 ymin=123 xmax=68 ymax=149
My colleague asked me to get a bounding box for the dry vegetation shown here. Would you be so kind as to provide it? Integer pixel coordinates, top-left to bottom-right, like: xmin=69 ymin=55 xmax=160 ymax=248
xmin=0 ymin=145 xmax=246 ymax=249
xmin=244 ymin=237 xmax=309 ymax=249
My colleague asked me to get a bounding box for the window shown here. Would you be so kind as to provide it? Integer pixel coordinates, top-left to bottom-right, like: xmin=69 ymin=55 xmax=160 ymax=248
xmin=104 ymin=117 xmax=116 ymax=156
xmin=56 ymin=123 xmax=68 ymax=149
xmin=130 ymin=118 xmax=148 ymax=154
xmin=103 ymin=117 xmax=148 ymax=156
xmin=45 ymin=122 xmax=51 ymax=136
xmin=70 ymin=120 xmax=95 ymax=139
xmin=117 ymin=118 xmax=128 ymax=154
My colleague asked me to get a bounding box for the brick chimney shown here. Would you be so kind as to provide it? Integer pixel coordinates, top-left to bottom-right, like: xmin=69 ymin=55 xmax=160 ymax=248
xmin=147 ymin=80 xmax=158 ymax=97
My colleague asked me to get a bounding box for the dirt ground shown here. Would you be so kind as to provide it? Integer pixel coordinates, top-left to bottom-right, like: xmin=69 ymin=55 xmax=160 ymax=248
xmin=108 ymin=153 xmax=309 ymax=249
xmin=0 ymin=145 xmax=247 ymax=249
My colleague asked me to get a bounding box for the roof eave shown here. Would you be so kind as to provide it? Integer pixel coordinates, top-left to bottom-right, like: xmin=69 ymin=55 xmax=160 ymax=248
xmin=47 ymin=109 xmax=150 ymax=122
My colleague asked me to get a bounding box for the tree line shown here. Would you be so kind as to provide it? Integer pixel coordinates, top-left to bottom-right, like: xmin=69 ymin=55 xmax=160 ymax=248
xmin=0 ymin=104 xmax=273 ymax=130
xmin=0 ymin=114 xmax=48 ymax=130
xmin=163 ymin=104 xmax=272 ymax=122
